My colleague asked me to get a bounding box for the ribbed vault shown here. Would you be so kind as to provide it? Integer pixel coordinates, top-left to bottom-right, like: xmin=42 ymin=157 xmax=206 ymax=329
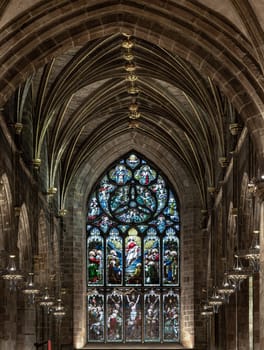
xmin=1 ymin=0 xmax=264 ymax=219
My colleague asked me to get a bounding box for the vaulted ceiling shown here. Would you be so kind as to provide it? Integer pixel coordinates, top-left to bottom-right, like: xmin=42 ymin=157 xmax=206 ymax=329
xmin=1 ymin=0 xmax=264 ymax=212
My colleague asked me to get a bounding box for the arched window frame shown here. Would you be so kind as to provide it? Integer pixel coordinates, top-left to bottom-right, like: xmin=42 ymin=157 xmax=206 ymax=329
xmin=86 ymin=152 xmax=181 ymax=344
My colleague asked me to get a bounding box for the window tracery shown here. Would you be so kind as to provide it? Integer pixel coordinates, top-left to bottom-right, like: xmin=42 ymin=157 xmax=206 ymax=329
xmin=86 ymin=153 xmax=180 ymax=343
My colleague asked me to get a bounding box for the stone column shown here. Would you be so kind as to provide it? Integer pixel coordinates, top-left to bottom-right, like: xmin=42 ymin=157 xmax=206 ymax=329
xmin=255 ymin=182 xmax=264 ymax=349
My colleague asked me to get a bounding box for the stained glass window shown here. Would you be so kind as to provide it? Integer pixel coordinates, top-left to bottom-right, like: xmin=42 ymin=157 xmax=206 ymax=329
xmin=87 ymin=153 xmax=180 ymax=344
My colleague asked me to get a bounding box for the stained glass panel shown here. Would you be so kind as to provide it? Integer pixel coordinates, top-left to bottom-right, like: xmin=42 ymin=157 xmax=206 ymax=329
xmin=144 ymin=290 xmax=160 ymax=342
xmin=125 ymin=229 xmax=142 ymax=286
xmin=106 ymin=290 xmax=123 ymax=342
xmin=125 ymin=290 xmax=142 ymax=342
xmin=144 ymin=229 xmax=160 ymax=285
xmin=87 ymin=230 xmax=104 ymax=286
xmin=86 ymin=152 xmax=180 ymax=344
xmin=87 ymin=292 xmax=104 ymax=342
xmin=163 ymin=290 xmax=180 ymax=342
xmin=106 ymin=230 xmax=122 ymax=286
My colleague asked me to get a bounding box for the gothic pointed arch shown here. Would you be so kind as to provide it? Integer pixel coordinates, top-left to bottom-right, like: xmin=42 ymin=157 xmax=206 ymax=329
xmin=86 ymin=151 xmax=181 ymax=344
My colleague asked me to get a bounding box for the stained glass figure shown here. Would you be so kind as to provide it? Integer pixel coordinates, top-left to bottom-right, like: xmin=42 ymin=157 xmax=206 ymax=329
xmin=144 ymin=229 xmax=160 ymax=285
xmin=125 ymin=290 xmax=142 ymax=341
xmin=163 ymin=290 xmax=180 ymax=342
xmin=107 ymin=290 xmax=123 ymax=342
xmin=135 ymin=165 xmax=156 ymax=185
xmin=87 ymin=193 xmax=101 ymax=220
xmin=87 ymin=291 xmax=104 ymax=341
xmin=87 ymin=230 xmax=104 ymax=286
xmin=164 ymin=191 xmax=179 ymax=222
xmin=163 ymin=231 xmax=179 ymax=286
xmin=98 ymin=176 xmax=116 ymax=215
xmin=109 ymin=164 xmax=132 ymax=185
xmin=86 ymin=152 xmax=181 ymax=344
xmin=144 ymin=290 xmax=160 ymax=342
xmin=125 ymin=229 xmax=142 ymax=285
xmin=106 ymin=230 xmax=122 ymax=285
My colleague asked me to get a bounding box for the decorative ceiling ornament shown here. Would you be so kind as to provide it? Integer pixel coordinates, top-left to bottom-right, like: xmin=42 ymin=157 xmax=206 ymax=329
xmin=129 ymin=111 xmax=141 ymax=120
xmin=122 ymin=34 xmax=141 ymax=124
xmin=126 ymin=73 xmax=137 ymax=82
xmin=124 ymin=62 xmax=136 ymax=72
xmin=121 ymin=37 xmax=134 ymax=49
xmin=123 ymin=51 xmax=134 ymax=61
xmin=127 ymin=85 xmax=140 ymax=95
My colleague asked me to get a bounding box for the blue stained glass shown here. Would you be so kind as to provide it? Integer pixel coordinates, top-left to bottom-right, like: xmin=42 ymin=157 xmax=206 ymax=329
xmin=94 ymin=215 xmax=115 ymax=233
xmin=106 ymin=233 xmax=123 ymax=286
xmin=110 ymin=186 xmax=130 ymax=212
xmin=144 ymin=231 xmax=160 ymax=285
xmin=109 ymin=165 xmax=132 ymax=184
xmin=87 ymin=193 xmax=101 ymax=220
xmin=136 ymin=186 xmax=156 ymax=212
xmin=117 ymin=208 xmax=150 ymax=223
xmin=137 ymin=225 xmax=148 ymax=233
xmin=86 ymin=152 xmax=181 ymax=344
xmin=126 ymin=154 xmax=140 ymax=168
xmin=125 ymin=233 xmax=142 ymax=285
xmin=98 ymin=180 xmax=116 ymax=215
xmin=118 ymin=224 xmax=130 ymax=233
xmin=164 ymin=191 xmax=179 ymax=222
xmin=134 ymin=165 xmax=156 ymax=185
xmin=163 ymin=235 xmax=179 ymax=286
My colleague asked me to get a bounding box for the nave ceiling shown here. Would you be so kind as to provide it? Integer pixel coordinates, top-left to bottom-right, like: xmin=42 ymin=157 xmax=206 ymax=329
xmin=1 ymin=0 xmax=264 ymax=210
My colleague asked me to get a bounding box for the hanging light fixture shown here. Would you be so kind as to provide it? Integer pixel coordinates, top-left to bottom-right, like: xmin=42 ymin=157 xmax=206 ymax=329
xmin=217 ymin=274 xmax=235 ymax=303
xmin=2 ymin=254 xmax=24 ymax=291
xmin=227 ymin=255 xmax=248 ymax=290
xmin=208 ymin=286 xmax=224 ymax=313
xmin=201 ymin=303 xmax=214 ymax=317
xmin=52 ymin=298 xmax=66 ymax=322
xmin=22 ymin=272 xmax=40 ymax=305
xmin=39 ymin=287 xmax=54 ymax=312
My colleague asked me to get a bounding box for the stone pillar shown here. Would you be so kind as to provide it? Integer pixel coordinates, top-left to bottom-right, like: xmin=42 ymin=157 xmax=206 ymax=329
xmin=255 ymin=182 xmax=264 ymax=349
